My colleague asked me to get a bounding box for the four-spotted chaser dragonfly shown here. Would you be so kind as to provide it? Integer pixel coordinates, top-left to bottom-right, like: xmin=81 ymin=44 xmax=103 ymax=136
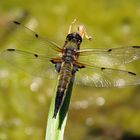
xmin=1 ymin=20 xmax=140 ymax=118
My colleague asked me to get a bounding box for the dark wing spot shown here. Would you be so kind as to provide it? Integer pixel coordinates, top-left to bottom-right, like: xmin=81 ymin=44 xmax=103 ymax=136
xmin=101 ymin=67 xmax=105 ymax=70
xmin=13 ymin=21 xmax=20 ymax=25
xmin=34 ymin=54 xmax=38 ymax=58
xmin=132 ymin=46 xmax=140 ymax=48
xmin=35 ymin=33 xmax=38 ymax=38
xmin=128 ymin=71 xmax=136 ymax=75
xmin=7 ymin=48 xmax=15 ymax=51
xmin=107 ymin=49 xmax=112 ymax=52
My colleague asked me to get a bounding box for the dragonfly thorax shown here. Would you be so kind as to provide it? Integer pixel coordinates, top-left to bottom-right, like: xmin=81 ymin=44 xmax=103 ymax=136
xmin=62 ymin=47 xmax=77 ymax=63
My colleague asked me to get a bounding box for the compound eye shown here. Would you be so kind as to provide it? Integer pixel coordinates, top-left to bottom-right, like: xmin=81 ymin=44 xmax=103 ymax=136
xmin=76 ymin=35 xmax=82 ymax=43
xmin=67 ymin=34 xmax=73 ymax=41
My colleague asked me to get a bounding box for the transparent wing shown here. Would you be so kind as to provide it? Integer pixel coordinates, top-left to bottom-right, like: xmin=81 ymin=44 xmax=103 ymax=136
xmin=6 ymin=21 xmax=62 ymax=57
xmin=75 ymin=65 xmax=140 ymax=87
xmin=78 ymin=46 xmax=140 ymax=67
xmin=0 ymin=49 xmax=58 ymax=79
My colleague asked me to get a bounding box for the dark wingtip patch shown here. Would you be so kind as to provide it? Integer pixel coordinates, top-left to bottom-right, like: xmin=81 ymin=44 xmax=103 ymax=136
xmin=34 ymin=54 xmax=38 ymax=58
xmin=132 ymin=46 xmax=140 ymax=48
xmin=128 ymin=71 xmax=136 ymax=75
xmin=101 ymin=67 xmax=105 ymax=70
xmin=7 ymin=48 xmax=15 ymax=51
xmin=107 ymin=49 xmax=112 ymax=52
xmin=13 ymin=21 xmax=20 ymax=25
xmin=35 ymin=33 xmax=38 ymax=38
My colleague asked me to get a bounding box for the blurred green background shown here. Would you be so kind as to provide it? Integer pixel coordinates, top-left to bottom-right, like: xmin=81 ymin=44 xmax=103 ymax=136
xmin=0 ymin=0 xmax=140 ymax=140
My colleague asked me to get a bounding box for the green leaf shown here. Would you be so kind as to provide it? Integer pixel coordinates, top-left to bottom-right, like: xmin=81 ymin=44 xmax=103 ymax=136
xmin=45 ymin=75 xmax=74 ymax=140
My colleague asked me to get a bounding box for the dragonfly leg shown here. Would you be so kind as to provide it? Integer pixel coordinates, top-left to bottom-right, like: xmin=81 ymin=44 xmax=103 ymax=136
xmin=78 ymin=25 xmax=92 ymax=40
xmin=68 ymin=19 xmax=77 ymax=34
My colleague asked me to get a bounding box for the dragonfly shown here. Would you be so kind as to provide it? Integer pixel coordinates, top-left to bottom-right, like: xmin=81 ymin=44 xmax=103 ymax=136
xmin=1 ymin=20 xmax=140 ymax=118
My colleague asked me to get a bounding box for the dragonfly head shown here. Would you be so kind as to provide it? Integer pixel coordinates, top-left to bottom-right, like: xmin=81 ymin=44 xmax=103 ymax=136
xmin=65 ymin=22 xmax=92 ymax=50
xmin=66 ymin=32 xmax=82 ymax=50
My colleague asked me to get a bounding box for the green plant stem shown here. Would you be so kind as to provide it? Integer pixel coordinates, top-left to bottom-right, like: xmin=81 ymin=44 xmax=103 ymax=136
xmin=45 ymin=75 xmax=75 ymax=140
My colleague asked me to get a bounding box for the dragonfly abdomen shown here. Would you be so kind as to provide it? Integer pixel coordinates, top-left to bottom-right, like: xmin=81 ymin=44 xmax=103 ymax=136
xmin=53 ymin=62 xmax=73 ymax=118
